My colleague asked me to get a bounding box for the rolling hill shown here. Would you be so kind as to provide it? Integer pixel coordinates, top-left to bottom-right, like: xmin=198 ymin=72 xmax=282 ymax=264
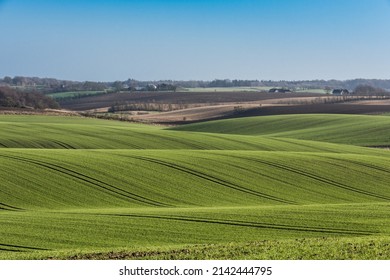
xmin=0 ymin=114 xmax=389 ymax=259
xmin=172 ymin=114 xmax=390 ymax=147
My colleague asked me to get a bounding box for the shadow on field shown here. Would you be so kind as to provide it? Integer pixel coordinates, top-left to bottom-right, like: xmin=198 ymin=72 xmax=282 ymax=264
xmin=0 ymin=243 xmax=49 ymax=252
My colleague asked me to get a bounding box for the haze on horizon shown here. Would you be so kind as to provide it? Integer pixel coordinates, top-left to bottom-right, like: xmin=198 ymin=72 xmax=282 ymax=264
xmin=0 ymin=0 xmax=390 ymax=82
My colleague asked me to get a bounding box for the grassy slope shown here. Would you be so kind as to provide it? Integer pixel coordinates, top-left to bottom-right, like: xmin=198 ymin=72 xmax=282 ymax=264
xmin=1 ymin=115 xmax=390 ymax=259
xmin=1 ymin=150 xmax=390 ymax=210
xmin=1 ymin=115 xmax=385 ymax=153
xmin=171 ymin=114 xmax=390 ymax=146
xmin=1 ymin=203 xmax=390 ymax=260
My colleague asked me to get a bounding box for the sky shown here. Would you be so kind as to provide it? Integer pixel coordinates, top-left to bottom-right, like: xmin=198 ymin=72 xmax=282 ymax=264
xmin=0 ymin=0 xmax=390 ymax=82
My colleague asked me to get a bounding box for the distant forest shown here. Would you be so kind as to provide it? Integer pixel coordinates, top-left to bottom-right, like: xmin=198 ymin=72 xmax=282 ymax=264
xmin=1 ymin=76 xmax=390 ymax=93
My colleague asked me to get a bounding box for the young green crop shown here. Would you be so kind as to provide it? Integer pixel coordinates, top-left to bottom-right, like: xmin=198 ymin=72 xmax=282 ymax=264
xmin=1 ymin=115 xmax=386 ymax=153
xmin=1 ymin=203 xmax=390 ymax=260
xmin=47 ymin=91 xmax=105 ymax=100
xmin=1 ymin=114 xmax=390 ymax=260
xmin=1 ymin=149 xmax=390 ymax=210
xmin=1 ymin=115 xmax=389 ymax=158
xmin=171 ymin=114 xmax=390 ymax=147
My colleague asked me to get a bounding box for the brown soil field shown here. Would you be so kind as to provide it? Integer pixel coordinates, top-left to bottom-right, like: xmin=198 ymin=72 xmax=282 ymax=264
xmin=232 ymin=103 xmax=390 ymax=117
xmin=349 ymin=99 xmax=390 ymax=105
xmin=57 ymin=91 xmax=390 ymax=125
xmin=129 ymin=103 xmax=390 ymax=125
xmin=59 ymin=91 xmax=322 ymax=111
xmin=129 ymin=104 xmax=255 ymax=123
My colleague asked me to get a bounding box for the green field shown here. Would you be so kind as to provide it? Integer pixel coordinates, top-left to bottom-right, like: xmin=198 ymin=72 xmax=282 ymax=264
xmin=295 ymin=88 xmax=328 ymax=94
xmin=0 ymin=115 xmax=389 ymax=259
xmin=47 ymin=91 xmax=106 ymax=100
xmin=172 ymin=114 xmax=390 ymax=147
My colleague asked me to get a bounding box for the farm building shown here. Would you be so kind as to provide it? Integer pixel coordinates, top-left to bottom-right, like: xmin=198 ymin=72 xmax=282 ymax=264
xmin=268 ymin=88 xmax=291 ymax=93
xmin=332 ymin=89 xmax=349 ymax=95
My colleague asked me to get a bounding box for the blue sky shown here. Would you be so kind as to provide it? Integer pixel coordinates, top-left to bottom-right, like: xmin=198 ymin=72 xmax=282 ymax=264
xmin=0 ymin=0 xmax=389 ymax=81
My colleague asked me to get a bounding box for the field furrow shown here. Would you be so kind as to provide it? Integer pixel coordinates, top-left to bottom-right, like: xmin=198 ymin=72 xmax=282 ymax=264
xmin=0 ymin=243 xmax=49 ymax=252
xmin=0 ymin=202 xmax=24 ymax=211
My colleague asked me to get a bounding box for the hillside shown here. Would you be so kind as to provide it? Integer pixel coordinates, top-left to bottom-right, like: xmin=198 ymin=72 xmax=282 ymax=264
xmin=1 ymin=115 xmax=384 ymax=154
xmin=1 ymin=149 xmax=390 ymax=210
xmin=172 ymin=114 xmax=390 ymax=147
xmin=0 ymin=114 xmax=389 ymax=260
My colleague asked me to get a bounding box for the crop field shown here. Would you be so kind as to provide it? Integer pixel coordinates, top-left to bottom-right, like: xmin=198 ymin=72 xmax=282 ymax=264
xmin=47 ymin=91 xmax=106 ymax=100
xmin=173 ymin=114 xmax=390 ymax=147
xmin=0 ymin=114 xmax=390 ymax=259
xmin=225 ymin=103 xmax=390 ymax=120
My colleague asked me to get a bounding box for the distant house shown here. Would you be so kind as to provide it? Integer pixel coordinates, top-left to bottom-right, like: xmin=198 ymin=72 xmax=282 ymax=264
xmin=269 ymin=88 xmax=291 ymax=93
xmin=146 ymin=84 xmax=157 ymax=91
xmin=332 ymin=89 xmax=349 ymax=95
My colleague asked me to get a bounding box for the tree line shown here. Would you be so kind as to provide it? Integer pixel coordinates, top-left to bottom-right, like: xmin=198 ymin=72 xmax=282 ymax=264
xmin=1 ymin=76 xmax=390 ymax=93
xmin=0 ymin=87 xmax=59 ymax=109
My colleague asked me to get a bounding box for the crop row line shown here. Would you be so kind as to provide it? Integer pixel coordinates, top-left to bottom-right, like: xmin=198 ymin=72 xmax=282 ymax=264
xmin=51 ymin=140 xmax=76 ymax=149
xmin=136 ymin=131 xmax=205 ymax=149
xmin=0 ymin=243 xmax=49 ymax=252
xmin=0 ymin=202 xmax=24 ymax=211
